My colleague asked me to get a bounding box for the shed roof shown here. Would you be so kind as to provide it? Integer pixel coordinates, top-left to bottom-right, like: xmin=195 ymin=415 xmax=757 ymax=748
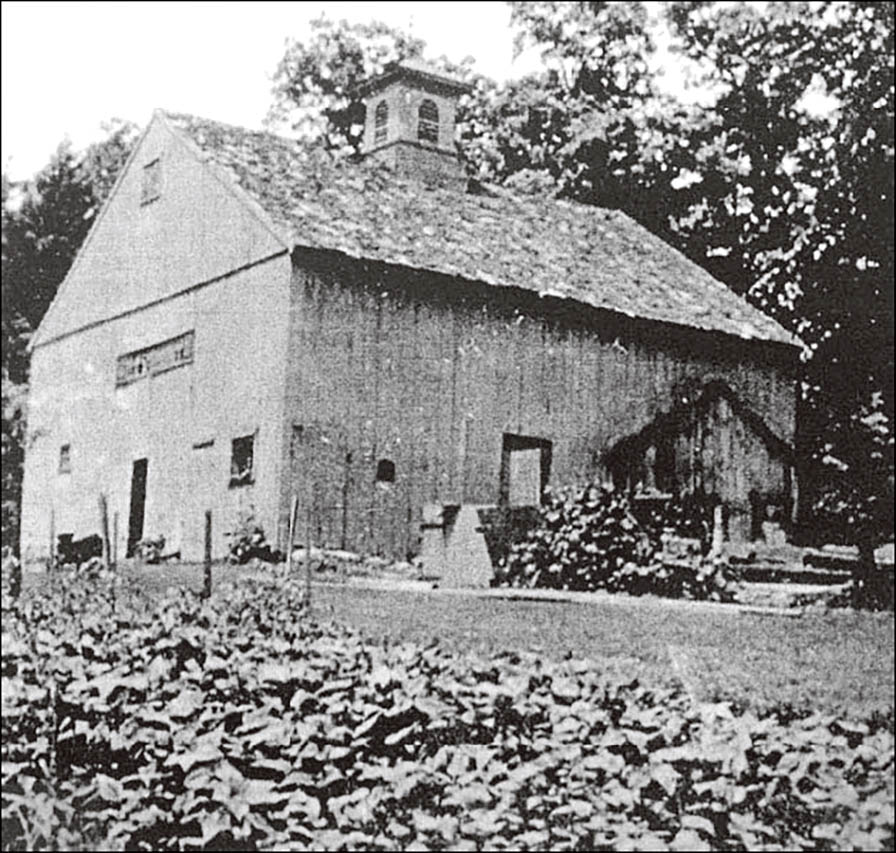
xmin=163 ymin=111 xmax=797 ymax=347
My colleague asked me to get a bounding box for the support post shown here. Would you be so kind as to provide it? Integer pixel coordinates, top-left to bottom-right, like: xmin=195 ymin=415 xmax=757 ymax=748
xmin=203 ymin=510 xmax=212 ymax=599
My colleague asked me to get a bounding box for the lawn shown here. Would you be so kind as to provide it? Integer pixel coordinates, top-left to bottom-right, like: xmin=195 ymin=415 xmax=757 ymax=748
xmin=22 ymin=561 xmax=895 ymax=718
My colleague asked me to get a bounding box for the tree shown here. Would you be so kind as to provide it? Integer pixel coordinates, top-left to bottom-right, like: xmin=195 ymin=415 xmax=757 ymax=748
xmin=667 ymin=1 xmax=894 ymax=572
xmin=270 ymin=16 xmax=463 ymax=153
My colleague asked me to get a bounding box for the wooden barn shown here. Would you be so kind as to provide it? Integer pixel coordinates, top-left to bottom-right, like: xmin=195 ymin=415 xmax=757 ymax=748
xmin=20 ymin=60 xmax=800 ymax=568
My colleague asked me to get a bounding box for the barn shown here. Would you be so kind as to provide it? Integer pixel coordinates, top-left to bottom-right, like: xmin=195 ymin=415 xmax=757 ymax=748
xmin=20 ymin=60 xmax=800 ymax=569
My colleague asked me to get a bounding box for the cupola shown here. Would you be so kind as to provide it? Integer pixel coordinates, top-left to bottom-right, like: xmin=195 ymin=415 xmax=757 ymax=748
xmin=353 ymin=58 xmax=472 ymax=185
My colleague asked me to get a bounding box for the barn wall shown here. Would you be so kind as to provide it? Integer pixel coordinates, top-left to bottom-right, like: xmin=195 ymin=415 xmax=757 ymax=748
xmin=281 ymin=251 xmax=798 ymax=559
xmin=34 ymin=116 xmax=286 ymax=347
xmin=20 ymin=253 xmax=292 ymax=565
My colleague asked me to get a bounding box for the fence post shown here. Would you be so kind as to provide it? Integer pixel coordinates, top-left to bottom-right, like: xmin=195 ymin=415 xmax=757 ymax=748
xmin=203 ymin=510 xmax=212 ymax=599
xmin=48 ymin=507 xmax=55 ymax=573
xmin=98 ymin=494 xmax=111 ymax=571
xmin=286 ymin=494 xmax=298 ymax=573
xmin=305 ymin=503 xmax=312 ymax=604
xmin=112 ymin=512 xmax=119 ymax=568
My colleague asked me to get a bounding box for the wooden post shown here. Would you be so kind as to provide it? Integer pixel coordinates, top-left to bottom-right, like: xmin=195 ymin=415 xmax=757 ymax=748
xmin=112 ymin=512 xmax=119 ymax=568
xmin=48 ymin=507 xmax=55 ymax=573
xmin=711 ymin=503 xmax=725 ymax=558
xmin=305 ymin=503 xmax=312 ymax=604
xmin=98 ymin=494 xmax=111 ymax=571
xmin=286 ymin=494 xmax=298 ymax=573
xmin=203 ymin=510 xmax=212 ymax=599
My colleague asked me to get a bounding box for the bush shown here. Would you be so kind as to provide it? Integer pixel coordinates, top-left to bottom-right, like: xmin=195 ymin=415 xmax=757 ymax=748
xmin=225 ymin=512 xmax=279 ymax=564
xmin=494 ymin=484 xmax=655 ymax=591
xmin=1 ymin=568 xmax=893 ymax=851
xmin=494 ymin=484 xmax=741 ymax=600
xmin=136 ymin=535 xmax=165 ymax=564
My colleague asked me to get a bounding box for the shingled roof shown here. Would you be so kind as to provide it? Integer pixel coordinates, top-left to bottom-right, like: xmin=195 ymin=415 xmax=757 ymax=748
xmin=163 ymin=111 xmax=797 ymax=348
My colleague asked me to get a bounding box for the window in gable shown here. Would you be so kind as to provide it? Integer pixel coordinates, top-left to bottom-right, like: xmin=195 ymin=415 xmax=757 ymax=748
xmin=374 ymin=100 xmax=388 ymax=144
xmin=59 ymin=444 xmax=72 ymax=474
xmin=230 ymin=434 xmax=255 ymax=487
xmin=417 ymin=99 xmax=439 ymax=144
xmin=141 ymin=157 xmax=161 ymax=205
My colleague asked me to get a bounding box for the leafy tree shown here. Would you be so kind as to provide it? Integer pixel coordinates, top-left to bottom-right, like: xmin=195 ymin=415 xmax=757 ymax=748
xmin=267 ymin=16 xmax=482 ymax=154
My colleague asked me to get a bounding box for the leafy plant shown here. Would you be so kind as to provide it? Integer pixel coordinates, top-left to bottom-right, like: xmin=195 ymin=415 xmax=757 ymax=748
xmin=224 ymin=511 xmax=279 ymax=564
xmin=136 ymin=535 xmax=165 ymax=564
xmin=2 ymin=565 xmax=892 ymax=851
xmin=494 ymin=483 xmax=655 ymax=591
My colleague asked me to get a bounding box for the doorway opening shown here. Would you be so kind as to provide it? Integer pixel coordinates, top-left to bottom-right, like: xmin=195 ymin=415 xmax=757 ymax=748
xmin=127 ymin=458 xmax=148 ymax=557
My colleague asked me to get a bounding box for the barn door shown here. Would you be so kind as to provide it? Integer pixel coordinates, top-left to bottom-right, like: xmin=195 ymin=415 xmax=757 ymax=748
xmin=127 ymin=458 xmax=148 ymax=557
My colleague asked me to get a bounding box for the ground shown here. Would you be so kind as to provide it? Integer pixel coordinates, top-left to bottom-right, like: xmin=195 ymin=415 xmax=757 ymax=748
xmin=23 ymin=561 xmax=894 ymax=718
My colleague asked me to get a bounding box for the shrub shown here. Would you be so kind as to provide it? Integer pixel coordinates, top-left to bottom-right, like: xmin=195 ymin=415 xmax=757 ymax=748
xmin=225 ymin=511 xmax=279 ymax=564
xmin=136 ymin=535 xmax=165 ymax=564
xmin=1 ymin=568 xmax=893 ymax=851
xmin=494 ymin=483 xmax=655 ymax=591
xmin=1 ymin=547 xmax=21 ymax=599
xmin=494 ymin=484 xmax=741 ymax=600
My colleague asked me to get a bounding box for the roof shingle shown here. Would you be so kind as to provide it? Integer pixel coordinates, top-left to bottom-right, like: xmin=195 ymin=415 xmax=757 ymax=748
xmin=163 ymin=111 xmax=797 ymax=347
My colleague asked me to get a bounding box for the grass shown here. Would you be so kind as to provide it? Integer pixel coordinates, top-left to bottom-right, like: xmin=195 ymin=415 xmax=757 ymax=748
xmin=22 ymin=561 xmax=895 ymax=718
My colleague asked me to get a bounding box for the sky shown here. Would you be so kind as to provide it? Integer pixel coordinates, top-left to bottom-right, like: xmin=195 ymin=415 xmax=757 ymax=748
xmin=1 ymin=1 xmax=548 ymax=181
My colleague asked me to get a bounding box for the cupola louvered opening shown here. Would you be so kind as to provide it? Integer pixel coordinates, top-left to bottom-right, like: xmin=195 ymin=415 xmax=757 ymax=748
xmin=374 ymin=100 xmax=388 ymax=144
xmin=417 ymin=99 xmax=439 ymax=143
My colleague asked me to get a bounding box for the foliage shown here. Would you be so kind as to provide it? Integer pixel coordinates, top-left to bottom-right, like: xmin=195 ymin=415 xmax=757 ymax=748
xmin=3 ymin=567 xmax=894 ymax=851
xmin=495 ymin=484 xmax=741 ymax=601
xmin=137 ymin=536 xmax=166 ymax=565
xmin=266 ymin=17 xmax=473 ymax=155
xmin=494 ymin=484 xmax=654 ymax=591
xmin=1 ymin=547 xmax=21 ymax=599
xmin=225 ymin=512 xmax=279 ymax=565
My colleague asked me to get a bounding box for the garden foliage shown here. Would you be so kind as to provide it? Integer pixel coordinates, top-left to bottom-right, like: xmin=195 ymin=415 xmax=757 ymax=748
xmin=495 ymin=484 xmax=740 ymax=601
xmin=3 ymin=568 xmax=893 ymax=851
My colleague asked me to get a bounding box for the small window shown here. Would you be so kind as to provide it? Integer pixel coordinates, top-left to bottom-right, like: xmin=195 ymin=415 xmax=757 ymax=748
xmin=116 ymin=332 xmax=194 ymax=387
xmin=59 ymin=444 xmax=72 ymax=474
xmin=418 ymin=99 xmax=439 ymax=144
xmin=376 ymin=458 xmax=395 ymax=484
xmin=374 ymin=100 xmax=388 ymax=144
xmin=230 ymin=434 xmax=255 ymax=487
xmin=141 ymin=158 xmax=161 ymax=205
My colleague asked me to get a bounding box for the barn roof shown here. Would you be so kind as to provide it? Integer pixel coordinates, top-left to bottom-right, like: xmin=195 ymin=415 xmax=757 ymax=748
xmin=163 ymin=111 xmax=798 ymax=348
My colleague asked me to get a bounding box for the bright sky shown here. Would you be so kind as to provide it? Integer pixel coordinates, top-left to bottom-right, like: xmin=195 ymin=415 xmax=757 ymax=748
xmin=1 ymin=0 xmax=545 ymax=181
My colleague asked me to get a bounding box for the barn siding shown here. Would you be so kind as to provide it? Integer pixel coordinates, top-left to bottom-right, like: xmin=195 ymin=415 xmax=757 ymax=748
xmin=281 ymin=251 xmax=797 ymax=559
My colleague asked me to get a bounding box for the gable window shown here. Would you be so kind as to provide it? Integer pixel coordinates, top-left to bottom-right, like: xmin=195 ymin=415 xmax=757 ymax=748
xmin=374 ymin=100 xmax=388 ymax=144
xmin=141 ymin=157 xmax=162 ymax=205
xmin=116 ymin=331 xmax=194 ymax=387
xmin=230 ymin=434 xmax=255 ymax=487
xmin=59 ymin=444 xmax=72 ymax=474
xmin=417 ymin=99 xmax=439 ymax=143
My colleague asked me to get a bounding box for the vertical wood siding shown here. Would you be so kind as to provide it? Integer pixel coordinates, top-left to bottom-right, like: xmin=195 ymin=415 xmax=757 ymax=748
xmin=282 ymin=251 xmax=798 ymax=559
